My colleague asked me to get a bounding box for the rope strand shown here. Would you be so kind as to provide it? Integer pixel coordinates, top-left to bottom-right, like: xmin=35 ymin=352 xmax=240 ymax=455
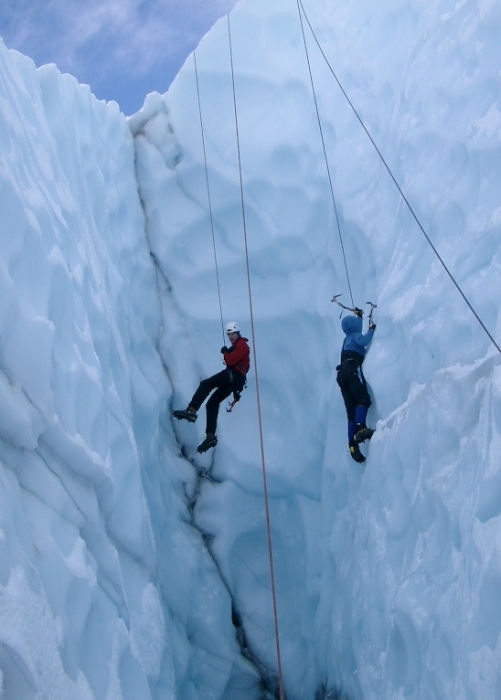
xmin=296 ymin=0 xmax=354 ymax=307
xmin=194 ymin=51 xmax=226 ymax=344
xmin=298 ymin=0 xmax=501 ymax=355
xmin=227 ymin=14 xmax=286 ymax=700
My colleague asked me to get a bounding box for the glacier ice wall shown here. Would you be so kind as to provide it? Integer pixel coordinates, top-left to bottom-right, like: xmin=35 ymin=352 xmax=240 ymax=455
xmin=1 ymin=0 xmax=501 ymax=697
xmin=131 ymin=0 xmax=501 ymax=698
xmin=0 ymin=40 xmax=261 ymax=700
xmin=0 ymin=42 xmax=164 ymax=699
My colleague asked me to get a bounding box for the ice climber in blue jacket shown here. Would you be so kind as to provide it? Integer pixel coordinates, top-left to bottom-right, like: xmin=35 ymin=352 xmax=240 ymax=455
xmin=336 ymin=310 xmax=376 ymax=463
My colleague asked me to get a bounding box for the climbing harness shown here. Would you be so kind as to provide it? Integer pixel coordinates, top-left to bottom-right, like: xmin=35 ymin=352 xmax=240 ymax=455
xmin=297 ymin=0 xmax=501 ymax=356
xmin=227 ymin=13 xmax=286 ymax=700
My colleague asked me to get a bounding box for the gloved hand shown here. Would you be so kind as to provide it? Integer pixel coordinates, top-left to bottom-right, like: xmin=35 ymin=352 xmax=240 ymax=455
xmin=369 ymin=320 xmax=376 ymax=330
xmin=221 ymin=346 xmax=229 ymax=354
xmin=354 ymin=307 xmax=364 ymax=318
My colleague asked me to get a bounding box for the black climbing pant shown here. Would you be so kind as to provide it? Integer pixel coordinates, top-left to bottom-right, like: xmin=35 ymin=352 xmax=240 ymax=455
xmin=336 ymin=358 xmax=371 ymax=422
xmin=190 ymin=368 xmax=246 ymax=435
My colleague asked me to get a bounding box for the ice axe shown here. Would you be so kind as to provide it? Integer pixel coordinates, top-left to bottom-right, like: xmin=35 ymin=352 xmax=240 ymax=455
xmin=226 ymin=392 xmax=241 ymax=413
xmin=366 ymin=301 xmax=377 ymax=325
xmin=332 ymin=295 xmax=377 ymax=324
xmin=331 ymin=294 xmax=364 ymax=318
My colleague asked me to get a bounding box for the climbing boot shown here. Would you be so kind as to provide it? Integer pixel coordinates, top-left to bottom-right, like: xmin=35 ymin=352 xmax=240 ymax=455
xmin=197 ymin=433 xmax=218 ymax=453
xmin=354 ymin=426 xmax=374 ymax=444
xmin=349 ymin=439 xmax=365 ymax=463
xmin=172 ymin=406 xmax=197 ymax=423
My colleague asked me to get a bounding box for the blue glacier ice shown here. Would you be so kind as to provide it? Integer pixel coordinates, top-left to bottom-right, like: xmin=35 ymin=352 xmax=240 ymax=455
xmin=1 ymin=0 xmax=501 ymax=698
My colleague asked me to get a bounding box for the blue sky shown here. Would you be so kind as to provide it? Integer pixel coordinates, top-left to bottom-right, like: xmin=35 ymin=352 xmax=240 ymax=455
xmin=0 ymin=0 xmax=238 ymax=115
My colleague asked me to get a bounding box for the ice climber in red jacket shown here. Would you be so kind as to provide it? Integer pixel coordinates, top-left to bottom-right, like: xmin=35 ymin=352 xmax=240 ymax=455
xmin=173 ymin=321 xmax=250 ymax=452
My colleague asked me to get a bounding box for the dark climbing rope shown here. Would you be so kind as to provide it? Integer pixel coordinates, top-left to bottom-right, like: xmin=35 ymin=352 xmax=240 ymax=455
xmin=194 ymin=51 xmax=226 ymax=344
xmin=227 ymin=14 xmax=286 ymax=700
xmin=296 ymin=0 xmax=355 ymax=308
xmin=297 ymin=0 xmax=501 ymax=356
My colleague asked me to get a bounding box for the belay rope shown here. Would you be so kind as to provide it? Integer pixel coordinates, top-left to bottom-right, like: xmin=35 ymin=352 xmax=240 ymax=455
xmin=194 ymin=51 xmax=248 ymax=414
xmin=194 ymin=17 xmax=286 ymax=698
xmin=296 ymin=0 xmax=501 ymax=356
xmin=296 ymin=0 xmax=355 ymax=308
xmin=227 ymin=14 xmax=286 ymax=700
xmin=194 ymin=51 xmax=226 ymax=345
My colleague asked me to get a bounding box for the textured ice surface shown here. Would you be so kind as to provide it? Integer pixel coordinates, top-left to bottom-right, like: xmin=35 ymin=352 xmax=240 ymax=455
xmin=132 ymin=0 xmax=501 ymax=697
xmin=1 ymin=0 xmax=501 ymax=697
xmin=0 ymin=40 xmax=259 ymax=700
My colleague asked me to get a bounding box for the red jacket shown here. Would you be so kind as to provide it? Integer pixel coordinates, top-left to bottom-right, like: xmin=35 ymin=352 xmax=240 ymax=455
xmin=223 ymin=336 xmax=250 ymax=376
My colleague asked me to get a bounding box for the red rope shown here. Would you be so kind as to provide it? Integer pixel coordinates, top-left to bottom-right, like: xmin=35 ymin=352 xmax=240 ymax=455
xmin=227 ymin=14 xmax=286 ymax=700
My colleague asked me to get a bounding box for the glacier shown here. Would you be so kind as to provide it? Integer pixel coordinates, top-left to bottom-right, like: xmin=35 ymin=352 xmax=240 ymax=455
xmin=1 ymin=0 xmax=501 ymax=698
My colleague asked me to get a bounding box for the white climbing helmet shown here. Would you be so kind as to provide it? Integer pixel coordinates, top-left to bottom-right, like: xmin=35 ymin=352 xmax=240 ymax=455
xmin=226 ymin=321 xmax=240 ymax=334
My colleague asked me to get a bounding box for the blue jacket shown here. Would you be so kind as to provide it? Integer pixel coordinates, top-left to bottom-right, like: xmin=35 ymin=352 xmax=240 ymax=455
xmin=341 ymin=315 xmax=374 ymax=360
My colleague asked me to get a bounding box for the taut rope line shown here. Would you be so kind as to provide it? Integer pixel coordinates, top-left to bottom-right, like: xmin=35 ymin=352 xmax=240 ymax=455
xmin=296 ymin=0 xmax=355 ymax=307
xmin=227 ymin=13 xmax=286 ymax=700
xmin=297 ymin=0 xmax=501 ymax=356
xmin=194 ymin=51 xmax=226 ymax=343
